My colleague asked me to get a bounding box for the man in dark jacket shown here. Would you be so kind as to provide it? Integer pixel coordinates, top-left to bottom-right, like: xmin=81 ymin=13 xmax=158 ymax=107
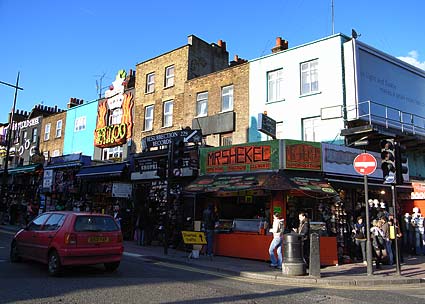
xmin=202 ymin=204 xmax=218 ymax=257
xmin=294 ymin=212 xmax=310 ymax=263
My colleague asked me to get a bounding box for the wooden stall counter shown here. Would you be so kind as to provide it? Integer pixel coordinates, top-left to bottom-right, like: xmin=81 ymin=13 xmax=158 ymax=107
xmin=214 ymin=233 xmax=338 ymax=266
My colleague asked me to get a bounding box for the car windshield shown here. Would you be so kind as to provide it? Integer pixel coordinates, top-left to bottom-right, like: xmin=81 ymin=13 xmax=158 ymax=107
xmin=74 ymin=216 xmax=119 ymax=232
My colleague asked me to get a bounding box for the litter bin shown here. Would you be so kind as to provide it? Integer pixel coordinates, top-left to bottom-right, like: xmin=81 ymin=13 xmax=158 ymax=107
xmin=282 ymin=232 xmax=306 ymax=276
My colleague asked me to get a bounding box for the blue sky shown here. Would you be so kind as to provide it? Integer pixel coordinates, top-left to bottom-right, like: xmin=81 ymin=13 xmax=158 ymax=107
xmin=1 ymin=0 xmax=424 ymax=123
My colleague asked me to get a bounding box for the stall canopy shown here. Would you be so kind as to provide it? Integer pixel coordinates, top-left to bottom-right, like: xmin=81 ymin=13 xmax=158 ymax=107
xmin=185 ymin=170 xmax=337 ymax=195
xmin=45 ymin=153 xmax=91 ymax=170
xmin=285 ymin=171 xmax=337 ymax=195
xmin=185 ymin=171 xmax=293 ymax=193
xmin=76 ymin=162 xmax=127 ymax=178
xmin=8 ymin=164 xmax=43 ymax=175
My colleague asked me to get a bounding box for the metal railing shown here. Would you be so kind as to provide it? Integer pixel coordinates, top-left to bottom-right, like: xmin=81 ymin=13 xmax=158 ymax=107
xmin=346 ymin=100 xmax=425 ymax=137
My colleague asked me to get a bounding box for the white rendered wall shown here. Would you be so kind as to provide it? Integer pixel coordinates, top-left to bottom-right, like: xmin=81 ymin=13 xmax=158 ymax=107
xmin=249 ymin=35 xmax=347 ymax=144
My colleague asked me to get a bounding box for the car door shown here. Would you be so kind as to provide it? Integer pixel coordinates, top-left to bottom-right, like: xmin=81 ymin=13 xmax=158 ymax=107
xmin=36 ymin=214 xmax=66 ymax=263
xmin=18 ymin=213 xmax=51 ymax=260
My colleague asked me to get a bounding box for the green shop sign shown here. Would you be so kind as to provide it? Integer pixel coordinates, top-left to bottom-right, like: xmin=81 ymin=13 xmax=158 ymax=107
xmin=199 ymin=140 xmax=280 ymax=174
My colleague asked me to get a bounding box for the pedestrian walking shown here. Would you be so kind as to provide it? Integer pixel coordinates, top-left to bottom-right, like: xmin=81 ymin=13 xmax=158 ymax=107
xmin=268 ymin=212 xmax=284 ymax=269
xmin=371 ymin=219 xmax=386 ymax=269
xmin=202 ymin=204 xmax=218 ymax=257
xmin=352 ymin=216 xmax=367 ymax=264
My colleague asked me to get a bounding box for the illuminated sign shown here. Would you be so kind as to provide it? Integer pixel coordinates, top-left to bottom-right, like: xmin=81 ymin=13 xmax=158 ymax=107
xmin=284 ymin=139 xmax=321 ymax=171
xmin=95 ymin=123 xmax=127 ymax=147
xmin=94 ymin=70 xmax=133 ymax=148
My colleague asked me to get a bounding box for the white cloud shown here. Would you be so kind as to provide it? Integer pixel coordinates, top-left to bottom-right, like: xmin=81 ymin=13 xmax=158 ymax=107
xmin=397 ymin=50 xmax=425 ymax=70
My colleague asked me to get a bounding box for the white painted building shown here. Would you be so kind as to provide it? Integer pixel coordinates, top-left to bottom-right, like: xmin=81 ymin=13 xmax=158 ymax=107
xmin=248 ymin=33 xmax=425 ymax=179
xmin=249 ymin=34 xmax=349 ymax=144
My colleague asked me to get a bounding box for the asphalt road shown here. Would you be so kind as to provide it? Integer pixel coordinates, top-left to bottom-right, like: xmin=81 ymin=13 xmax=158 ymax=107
xmin=1 ymin=229 xmax=425 ymax=304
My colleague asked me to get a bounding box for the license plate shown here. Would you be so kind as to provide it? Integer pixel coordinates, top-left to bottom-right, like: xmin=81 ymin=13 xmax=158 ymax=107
xmin=88 ymin=236 xmax=109 ymax=243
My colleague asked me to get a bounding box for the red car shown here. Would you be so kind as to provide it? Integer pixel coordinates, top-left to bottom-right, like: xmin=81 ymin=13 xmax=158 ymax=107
xmin=10 ymin=211 xmax=123 ymax=276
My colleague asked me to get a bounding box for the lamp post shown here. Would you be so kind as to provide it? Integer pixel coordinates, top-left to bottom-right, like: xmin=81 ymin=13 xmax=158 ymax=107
xmin=0 ymin=73 xmax=23 ymax=211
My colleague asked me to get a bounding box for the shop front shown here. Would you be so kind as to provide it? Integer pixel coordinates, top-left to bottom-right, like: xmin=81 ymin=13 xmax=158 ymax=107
xmin=76 ymin=162 xmax=133 ymax=239
xmin=6 ymin=163 xmax=43 ymax=224
xmin=321 ymin=143 xmax=414 ymax=262
xmin=42 ymin=153 xmax=91 ymax=212
xmin=185 ymin=140 xmax=339 ymax=266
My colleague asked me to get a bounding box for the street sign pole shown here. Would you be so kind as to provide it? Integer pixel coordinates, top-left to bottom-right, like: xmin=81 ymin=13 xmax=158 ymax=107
xmin=364 ymin=173 xmax=373 ymax=275
xmin=391 ymin=185 xmax=401 ymax=275
xmin=353 ymin=152 xmax=377 ymax=276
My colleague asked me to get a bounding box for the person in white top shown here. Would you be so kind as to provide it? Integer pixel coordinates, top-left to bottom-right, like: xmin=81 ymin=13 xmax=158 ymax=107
xmin=268 ymin=212 xmax=284 ymax=269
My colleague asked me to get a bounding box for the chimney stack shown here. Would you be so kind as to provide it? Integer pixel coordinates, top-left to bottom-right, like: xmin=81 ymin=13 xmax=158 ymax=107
xmin=271 ymin=37 xmax=288 ymax=53
xmin=217 ymin=39 xmax=227 ymax=52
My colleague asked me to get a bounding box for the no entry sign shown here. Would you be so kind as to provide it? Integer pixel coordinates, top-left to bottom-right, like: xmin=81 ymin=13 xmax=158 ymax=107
xmin=353 ymin=153 xmax=377 ymax=176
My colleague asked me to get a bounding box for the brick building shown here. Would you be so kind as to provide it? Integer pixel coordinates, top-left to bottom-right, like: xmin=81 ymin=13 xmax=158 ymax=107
xmin=185 ymin=57 xmax=249 ymax=147
xmin=133 ymin=35 xmax=229 ymax=152
xmin=39 ymin=110 xmax=66 ymax=160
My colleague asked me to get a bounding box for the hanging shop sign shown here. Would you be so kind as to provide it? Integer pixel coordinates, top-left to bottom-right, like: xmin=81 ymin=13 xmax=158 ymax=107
xmin=257 ymin=112 xmax=276 ymax=139
xmin=321 ymin=143 xmax=383 ymax=179
xmin=94 ymin=70 xmax=133 ymax=148
xmin=200 ymin=140 xmax=280 ymax=174
xmin=142 ymin=129 xmax=202 ymax=150
xmin=112 ymin=182 xmax=132 ymax=198
xmin=43 ymin=169 xmax=54 ymax=189
xmin=283 ymin=139 xmax=322 ymax=171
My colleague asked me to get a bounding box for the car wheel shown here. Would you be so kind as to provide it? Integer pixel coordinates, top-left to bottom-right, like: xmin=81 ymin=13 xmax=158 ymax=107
xmin=104 ymin=261 xmax=120 ymax=272
xmin=48 ymin=250 xmax=62 ymax=276
xmin=10 ymin=241 xmax=21 ymax=263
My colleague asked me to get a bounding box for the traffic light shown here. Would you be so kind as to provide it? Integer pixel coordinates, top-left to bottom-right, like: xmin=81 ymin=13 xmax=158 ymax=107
xmin=156 ymin=158 xmax=167 ymax=179
xmin=395 ymin=144 xmax=409 ymax=184
xmin=380 ymin=139 xmax=396 ymax=183
xmin=172 ymin=139 xmax=185 ymax=169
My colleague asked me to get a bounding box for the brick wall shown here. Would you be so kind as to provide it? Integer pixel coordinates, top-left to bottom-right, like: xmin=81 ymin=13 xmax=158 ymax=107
xmin=39 ymin=112 xmax=66 ymax=157
xmin=184 ymin=63 xmax=250 ymax=146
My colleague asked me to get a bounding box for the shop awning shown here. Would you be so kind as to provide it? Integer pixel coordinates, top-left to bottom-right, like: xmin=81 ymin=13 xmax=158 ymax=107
xmin=185 ymin=170 xmax=337 ymax=195
xmin=7 ymin=164 xmax=43 ymax=174
xmin=285 ymin=171 xmax=337 ymax=195
xmin=185 ymin=171 xmax=293 ymax=193
xmin=76 ymin=163 xmax=127 ymax=178
xmin=45 ymin=162 xmax=85 ymax=170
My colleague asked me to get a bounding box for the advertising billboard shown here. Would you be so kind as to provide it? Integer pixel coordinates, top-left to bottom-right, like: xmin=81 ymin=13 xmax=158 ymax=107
xmin=344 ymin=39 xmax=425 ymax=133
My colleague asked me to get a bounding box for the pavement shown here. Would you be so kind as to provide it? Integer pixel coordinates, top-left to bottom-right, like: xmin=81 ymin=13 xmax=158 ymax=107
xmin=2 ymin=223 xmax=425 ymax=287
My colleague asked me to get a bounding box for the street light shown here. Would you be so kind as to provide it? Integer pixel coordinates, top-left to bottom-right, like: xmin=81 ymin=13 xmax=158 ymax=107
xmin=0 ymin=73 xmax=23 ymax=212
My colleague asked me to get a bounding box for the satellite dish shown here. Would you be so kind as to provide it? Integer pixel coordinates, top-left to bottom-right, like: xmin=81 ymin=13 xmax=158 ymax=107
xmin=351 ymin=29 xmax=361 ymax=39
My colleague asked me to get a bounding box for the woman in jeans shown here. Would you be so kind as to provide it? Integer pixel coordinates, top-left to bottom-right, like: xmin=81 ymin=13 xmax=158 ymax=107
xmin=268 ymin=213 xmax=284 ymax=269
xmin=353 ymin=216 xmax=367 ymax=265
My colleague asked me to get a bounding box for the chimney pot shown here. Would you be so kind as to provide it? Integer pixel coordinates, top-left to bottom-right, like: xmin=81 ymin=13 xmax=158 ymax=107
xmin=271 ymin=36 xmax=288 ymax=53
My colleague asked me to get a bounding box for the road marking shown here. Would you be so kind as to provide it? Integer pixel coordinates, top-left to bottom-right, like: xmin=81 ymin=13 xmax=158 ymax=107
xmin=0 ymin=246 xmax=6 ymax=249
xmin=0 ymin=259 xmax=7 ymax=263
xmin=0 ymin=230 xmax=16 ymax=235
xmin=123 ymin=252 xmax=144 ymax=258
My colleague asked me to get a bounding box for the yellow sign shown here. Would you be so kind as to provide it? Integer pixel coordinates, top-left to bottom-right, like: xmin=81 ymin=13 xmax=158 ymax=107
xmin=181 ymin=231 xmax=207 ymax=245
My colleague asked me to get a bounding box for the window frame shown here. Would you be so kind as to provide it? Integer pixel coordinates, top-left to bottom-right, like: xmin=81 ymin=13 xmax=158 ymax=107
xmin=44 ymin=123 xmax=51 ymax=141
xmin=164 ymin=65 xmax=175 ymax=88
xmin=32 ymin=128 xmax=38 ymax=143
xmin=162 ymin=100 xmax=173 ymax=128
xmin=146 ymin=72 xmax=155 ymax=93
xmin=267 ymin=68 xmax=284 ymax=103
xmin=196 ymin=92 xmax=208 ymax=117
xmin=55 ymin=120 xmax=62 ymax=138
xmin=144 ymin=105 xmax=154 ymax=131
xmin=300 ymin=59 xmax=319 ymax=95
xmin=74 ymin=116 xmax=86 ymax=132
xmin=221 ymin=85 xmax=234 ymax=112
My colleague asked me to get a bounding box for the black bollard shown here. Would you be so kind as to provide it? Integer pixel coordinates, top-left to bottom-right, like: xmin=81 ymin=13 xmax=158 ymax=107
xmin=309 ymin=232 xmax=321 ymax=277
